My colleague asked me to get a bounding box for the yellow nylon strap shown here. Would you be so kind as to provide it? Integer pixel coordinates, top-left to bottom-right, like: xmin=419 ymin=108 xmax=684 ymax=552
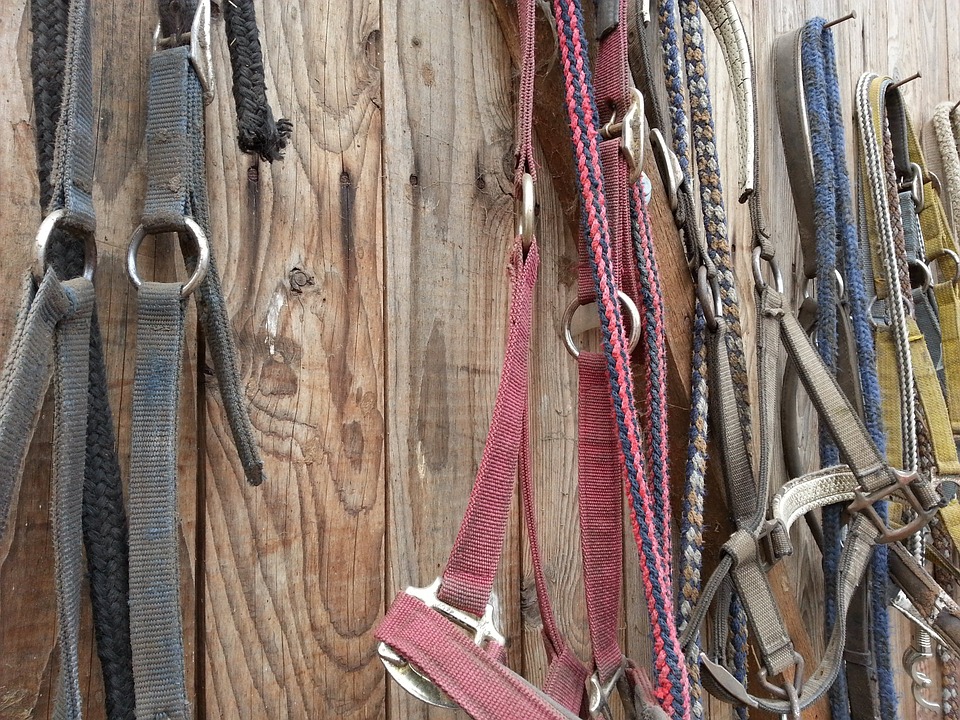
xmin=935 ymin=279 xmax=960 ymax=435
xmin=906 ymin=119 xmax=960 ymax=437
xmin=875 ymin=325 xmax=905 ymax=467
xmin=864 ymin=77 xmax=891 ymax=300
xmin=910 ymin=316 xmax=960 ymax=476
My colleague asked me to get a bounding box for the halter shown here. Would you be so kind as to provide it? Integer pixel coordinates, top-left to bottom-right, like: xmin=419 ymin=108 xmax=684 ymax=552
xmin=643 ymin=1 xmax=955 ymax=716
xmin=0 ymin=0 xmax=286 ymax=716
xmin=774 ymin=18 xmax=897 ymax=719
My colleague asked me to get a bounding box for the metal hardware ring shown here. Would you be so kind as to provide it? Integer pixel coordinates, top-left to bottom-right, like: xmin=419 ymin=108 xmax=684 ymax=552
xmin=561 ymin=290 xmax=642 ymax=360
xmin=34 ymin=208 xmax=97 ymax=282
xmin=126 ymin=217 xmax=210 ymax=299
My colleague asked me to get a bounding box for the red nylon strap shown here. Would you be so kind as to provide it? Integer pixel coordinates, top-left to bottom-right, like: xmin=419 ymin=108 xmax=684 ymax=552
xmin=578 ymin=352 xmax=627 ymax=683
xmin=437 ymin=243 xmax=537 ymax=616
xmin=377 ymin=594 xmax=580 ymax=720
xmin=515 ymin=0 xmax=537 ymax=183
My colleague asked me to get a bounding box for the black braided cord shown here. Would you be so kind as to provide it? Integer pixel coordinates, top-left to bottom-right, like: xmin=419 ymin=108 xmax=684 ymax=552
xmin=222 ymin=0 xmax=292 ymax=161
xmin=30 ymin=0 xmax=135 ymax=718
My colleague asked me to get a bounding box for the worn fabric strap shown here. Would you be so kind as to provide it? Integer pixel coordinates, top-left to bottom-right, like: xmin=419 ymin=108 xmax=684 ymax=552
xmin=51 ymin=277 xmax=95 ymax=720
xmin=0 ymin=272 xmax=93 ymax=719
xmin=144 ymin=43 xmax=264 ymax=487
xmin=772 ymin=19 xmax=894 ymax=719
xmin=127 ymin=283 xmax=190 ymax=720
xmin=377 ymin=594 xmax=582 ymax=720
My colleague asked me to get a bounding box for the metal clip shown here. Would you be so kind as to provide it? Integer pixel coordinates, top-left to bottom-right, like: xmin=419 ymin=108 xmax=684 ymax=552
xmin=650 ymin=127 xmax=683 ymax=214
xmin=587 ymin=662 xmax=624 ymax=719
xmin=190 ymin=0 xmax=215 ymax=105
xmin=515 ymin=172 xmax=536 ymax=251
xmin=698 ymin=653 xmax=760 ymax=708
xmin=378 ymin=578 xmax=504 ymax=709
xmin=600 ymin=87 xmax=646 ymax=184
xmin=900 ymin=161 xmax=925 ymax=212
xmin=152 ymin=0 xmax=215 ymax=105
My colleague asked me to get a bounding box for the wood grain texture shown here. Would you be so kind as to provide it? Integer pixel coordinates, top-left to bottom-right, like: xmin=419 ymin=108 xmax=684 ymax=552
xmin=0 ymin=0 xmax=958 ymax=718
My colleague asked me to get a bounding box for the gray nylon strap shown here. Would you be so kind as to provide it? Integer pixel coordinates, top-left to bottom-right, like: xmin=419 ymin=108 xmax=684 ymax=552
xmin=144 ymin=44 xmax=263 ymax=485
xmin=128 ymin=282 xmax=190 ymax=720
xmin=52 ymin=278 xmax=94 ymax=720
xmin=0 ymin=273 xmax=72 ymax=535
xmin=902 ymin=192 xmax=945 ymax=372
xmin=0 ymin=271 xmax=92 ymax=719
xmin=48 ymin=0 xmax=94 ymax=230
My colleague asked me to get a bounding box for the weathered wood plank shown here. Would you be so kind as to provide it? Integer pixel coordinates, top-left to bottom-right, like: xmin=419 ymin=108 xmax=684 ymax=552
xmin=199 ymin=1 xmax=386 ymax=718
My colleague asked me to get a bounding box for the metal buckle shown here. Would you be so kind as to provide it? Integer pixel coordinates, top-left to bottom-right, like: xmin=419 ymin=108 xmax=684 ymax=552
xmin=153 ymin=0 xmax=214 ymax=105
xmin=900 ymin=161 xmax=925 ymax=212
xmin=587 ymin=662 xmax=625 ymax=719
xmin=515 ymin=172 xmax=536 ymax=251
xmin=650 ymin=127 xmax=683 ymax=214
xmin=34 ymin=209 xmax=97 ymax=282
xmin=757 ymin=517 xmax=791 ymax=569
xmin=928 ymin=247 xmax=960 ymax=286
xmin=600 ymin=88 xmax=646 ymax=184
xmin=378 ymin=578 xmax=505 ymax=709
xmin=752 ymin=246 xmax=784 ymax=293
xmin=846 ymin=468 xmax=937 ymax=544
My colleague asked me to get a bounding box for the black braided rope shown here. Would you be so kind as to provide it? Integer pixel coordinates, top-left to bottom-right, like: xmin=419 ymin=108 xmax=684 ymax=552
xmin=31 ymin=0 xmax=135 ymax=716
xmin=222 ymin=0 xmax=291 ymax=162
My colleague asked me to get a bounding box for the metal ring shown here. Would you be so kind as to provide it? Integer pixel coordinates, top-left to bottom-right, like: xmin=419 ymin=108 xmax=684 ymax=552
xmin=908 ymin=257 xmax=933 ymax=293
xmin=801 ymin=269 xmax=845 ymax=303
xmin=928 ymin=247 xmax=960 ymax=286
xmin=752 ymin=246 xmax=784 ymax=293
xmin=561 ymin=290 xmax=641 ymax=359
xmin=515 ymin=172 xmax=536 ymax=250
xmin=34 ymin=208 xmax=97 ymax=282
xmin=126 ymin=217 xmax=210 ymax=298
xmin=868 ymin=293 xmax=915 ymax=328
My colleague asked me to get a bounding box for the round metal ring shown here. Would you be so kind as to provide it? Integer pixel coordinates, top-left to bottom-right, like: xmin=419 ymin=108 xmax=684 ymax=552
xmin=907 ymin=257 xmax=933 ymax=294
xmin=800 ymin=269 xmax=845 ymax=303
xmin=126 ymin=216 xmax=210 ymax=298
xmin=34 ymin=208 xmax=97 ymax=282
xmin=752 ymin=246 xmax=784 ymax=293
xmin=928 ymin=247 xmax=960 ymax=286
xmin=561 ymin=290 xmax=641 ymax=360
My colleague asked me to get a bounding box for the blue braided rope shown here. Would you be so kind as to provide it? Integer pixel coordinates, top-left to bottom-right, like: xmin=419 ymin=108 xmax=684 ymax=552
xmin=658 ymin=0 xmax=749 ymax=709
xmin=552 ymin=1 xmax=690 ymax=715
xmin=803 ymin=19 xmax=897 ymax=720
xmin=631 ymin=186 xmax=672 ymax=548
xmin=798 ymin=22 xmax=849 ymax=720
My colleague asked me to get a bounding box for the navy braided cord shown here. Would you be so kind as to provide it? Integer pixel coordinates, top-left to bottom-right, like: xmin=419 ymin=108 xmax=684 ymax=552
xmin=801 ymin=19 xmax=897 ymax=720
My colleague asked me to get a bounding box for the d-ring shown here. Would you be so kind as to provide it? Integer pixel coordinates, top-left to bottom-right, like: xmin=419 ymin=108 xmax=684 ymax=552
xmin=561 ymin=290 xmax=641 ymax=359
xmin=928 ymin=247 xmax=960 ymax=286
xmin=34 ymin=208 xmax=97 ymax=282
xmin=126 ymin=217 xmax=210 ymax=298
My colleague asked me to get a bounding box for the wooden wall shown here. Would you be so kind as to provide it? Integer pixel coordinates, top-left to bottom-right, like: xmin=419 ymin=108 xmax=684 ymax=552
xmin=0 ymin=0 xmax=958 ymax=718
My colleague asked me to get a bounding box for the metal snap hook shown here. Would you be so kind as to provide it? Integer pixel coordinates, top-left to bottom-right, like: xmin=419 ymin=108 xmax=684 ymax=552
xmin=127 ymin=217 xmax=210 ymax=298
xmin=561 ymin=290 xmax=642 ymax=359
xmin=34 ymin=208 xmax=98 ymax=282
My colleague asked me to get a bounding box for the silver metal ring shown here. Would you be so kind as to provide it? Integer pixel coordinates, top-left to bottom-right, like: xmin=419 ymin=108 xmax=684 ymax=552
xmin=127 ymin=216 xmax=210 ymax=298
xmin=928 ymin=248 xmax=960 ymax=286
xmin=34 ymin=208 xmax=97 ymax=282
xmin=752 ymin=246 xmax=784 ymax=293
xmin=801 ymin=269 xmax=845 ymax=303
xmin=908 ymin=257 xmax=933 ymax=294
xmin=561 ymin=290 xmax=641 ymax=359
